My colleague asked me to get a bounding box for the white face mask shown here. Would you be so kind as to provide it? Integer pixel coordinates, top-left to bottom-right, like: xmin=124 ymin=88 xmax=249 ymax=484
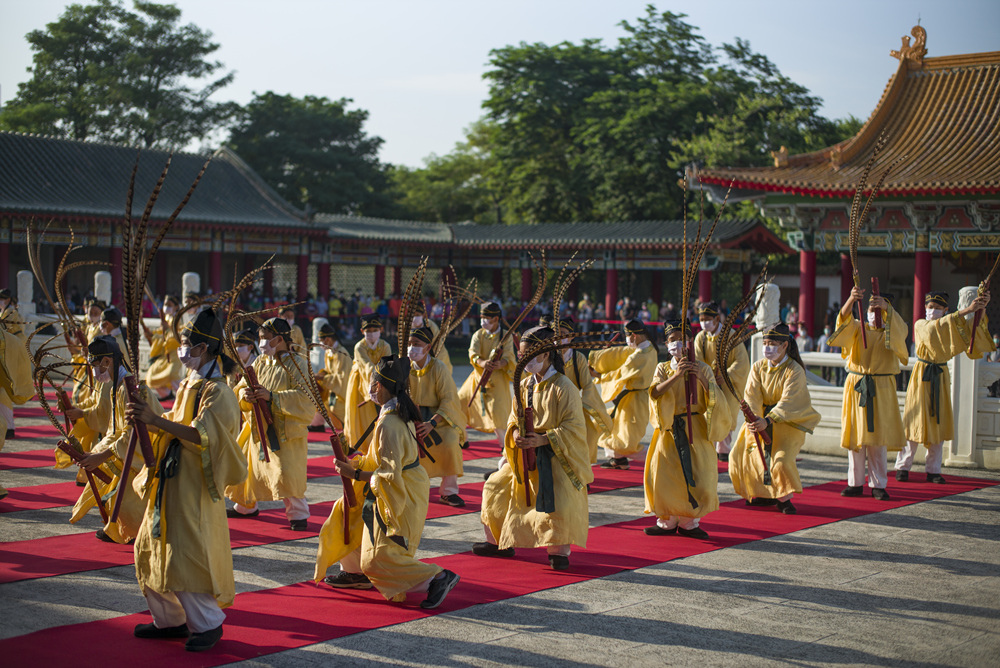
xmin=0 ymin=300 xmax=9 ymax=310
xmin=407 ymin=345 xmax=427 ymax=362
xmin=369 ymin=387 xmax=380 ymax=404
xmin=867 ymin=311 xmax=879 ymax=327
xmin=260 ymin=338 xmax=277 ymax=357
xmin=284 ymin=316 xmax=295 ymax=326
xmin=364 ymin=331 xmax=380 ymax=347
xmin=412 ymin=316 xmax=424 ymax=328
xmin=177 ymin=344 xmax=204 ymax=370
xmin=667 ymin=341 xmax=683 ymax=358
xmin=700 ymin=319 xmax=717 ymax=334
xmin=236 ymin=345 xmax=251 ymax=362
xmin=763 ymin=344 xmax=782 ymax=361
xmin=163 ymin=305 xmax=175 ymax=316
xmin=925 ymin=307 xmax=944 ymax=321
xmin=94 ymin=366 xmax=112 ymax=384
xmin=89 ymin=313 xmax=101 ymax=324
xmin=525 ymin=357 xmax=545 ymax=375
xmin=481 ymin=318 xmax=493 ymax=330
xmin=560 ymin=337 xmax=571 ymax=345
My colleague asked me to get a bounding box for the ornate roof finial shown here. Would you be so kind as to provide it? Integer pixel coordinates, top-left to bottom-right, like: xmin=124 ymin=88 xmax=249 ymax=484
xmin=890 ymin=25 xmax=927 ymax=70
xmin=771 ymin=146 xmax=789 ymax=168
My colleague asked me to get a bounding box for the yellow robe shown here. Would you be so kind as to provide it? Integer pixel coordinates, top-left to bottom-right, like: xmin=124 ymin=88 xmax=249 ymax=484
xmin=290 ymin=324 xmax=307 ymax=352
xmin=0 ymin=327 xmax=34 ymax=410
xmin=344 ymin=339 xmax=392 ymax=451
xmin=563 ymin=350 xmax=615 ymax=463
xmin=133 ymin=373 xmax=245 ymax=607
xmin=71 ymin=379 xmax=163 ymax=543
xmin=695 ymin=329 xmax=749 ymax=436
xmin=54 ymin=378 xmax=114 ymax=482
xmin=145 ymin=321 xmax=183 ymax=390
xmin=482 ymin=372 xmax=591 ymax=550
xmin=828 ymin=307 xmax=909 ymax=451
xmin=458 ymin=327 xmax=515 ymax=434
xmin=904 ymin=313 xmax=994 ymax=444
xmin=644 ymin=360 xmax=723 ymax=520
xmin=730 ymin=359 xmax=821 ymax=500
xmin=360 ymin=407 xmax=442 ymax=601
xmin=409 ymin=356 xmax=465 ymax=479
xmin=590 ymin=344 xmax=658 ymax=456
xmin=317 ymin=344 xmax=352 ymax=426
xmin=423 ymin=318 xmax=453 ymax=374
xmin=226 ymin=352 xmax=316 ymax=505
xmin=0 ymin=305 xmax=26 ymax=339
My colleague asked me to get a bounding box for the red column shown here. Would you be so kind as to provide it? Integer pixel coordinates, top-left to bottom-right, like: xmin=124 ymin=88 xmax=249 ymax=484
xmin=914 ymin=250 xmax=931 ymax=329
xmin=318 ymin=261 xmax=330 ymax=299
xmin=297 ymin=253 xmax=309 ymax=300
xmin=492 ymin=268 xmax=503 ymax=297
xmin=840 ymin=253 xmax=852 ymax=306
xmin=605 ymin=268 xmax=618 ymax=321
xmin=742 ymin=270 xmax=752 ymax=295
xmin=651 ymin=270 xmax=663 ymax=307
xmin=520 ymin=267 xmax=532 ymax=303
xmin=110 ymin=246 xmax=123 ymax=307
xmin=698 ymin=269 xmax=712 ymax=303
xmin=374 ymin=264 xmax=385 ymax=298
xmin=209 ymin=250 xmax=222 ymax=295
xmin=799 ymin=250 xmax=817 ymax=333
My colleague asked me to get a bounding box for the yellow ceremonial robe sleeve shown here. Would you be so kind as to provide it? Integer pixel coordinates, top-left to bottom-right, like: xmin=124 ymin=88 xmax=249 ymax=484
xmin=828 ymin=306 xmax=908 ymax=451
xmin=482 ymin=373 xmax=590 ymax=550
xmin=565 ymin=350 xmax=615 ymax=463
xmin=345 ymin=339 xmax=392 ymax=450
xmin=317 ymin=346 xmax=352 ymax=424
xmin=361 ymin=409 xmax=442 ymax=601
xmin=54 ymin=379 xmax=114 ymax=470
xmin=425 ymin=319 xmax=453 ymax=374
xmin=644 ymin=360 xmax=719 ymax=520
xmin=590 ymin=344 xmax=657 ymax=456
xmin=0 ymin=328 xmax=34 ymax=406
xmin=695 ymin=330 xmax=749 ymax=435
xmin=409 ymin=357 xmax=465 ymax=479
xmin=145 ymin=325 xmax=183 ymax=390
xmin=730 ymin=359 xmax=821 ymax=501
xmin=134 ymin=375 xmax=245 ymax=608
xmin=226 ymin=352 xmax=316 ymax=506
xmin=457 ymin=327 xmax=515 ymax=434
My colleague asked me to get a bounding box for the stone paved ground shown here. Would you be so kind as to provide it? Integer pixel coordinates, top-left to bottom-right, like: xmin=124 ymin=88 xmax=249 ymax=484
xmin=2 ymin=366 xmax=998 ymax=667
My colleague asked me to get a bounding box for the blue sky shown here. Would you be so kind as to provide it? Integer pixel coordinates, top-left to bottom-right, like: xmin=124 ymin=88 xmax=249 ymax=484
xmin=2 ymin=0 xmax=997 ymax=167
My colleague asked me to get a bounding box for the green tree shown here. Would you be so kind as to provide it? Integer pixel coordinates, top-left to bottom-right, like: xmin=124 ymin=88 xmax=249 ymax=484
xmin=0 ymin=0 xmax=235 ymax=149
xmin=228 ymin=92 xmax=394 ymax=217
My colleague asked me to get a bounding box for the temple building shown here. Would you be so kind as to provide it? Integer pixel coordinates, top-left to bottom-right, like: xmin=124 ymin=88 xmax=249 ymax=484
xmin=691 ymin=26 xmax=1000 ymax=335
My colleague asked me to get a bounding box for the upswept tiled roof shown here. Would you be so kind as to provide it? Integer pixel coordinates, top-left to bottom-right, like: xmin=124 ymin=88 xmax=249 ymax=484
xmin=0 ymin=132 xmax=309 ymax=229
xmin=317 ymin=214 xmax=453 ymax=244
xmin=693 ymin=48 xmax=1000 ymax=198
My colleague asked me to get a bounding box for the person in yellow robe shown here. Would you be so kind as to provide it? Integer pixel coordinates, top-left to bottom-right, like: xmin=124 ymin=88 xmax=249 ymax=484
xmin=475 ymin=326 xmax=591 ymax=570
xmin=226 ymin=317 xmax=316 ymax=530
xmin=897 ymin=290 xmax=994 ymax=483
xmin=55 ymin=359 xmax=114 ymax=485
xmin=589 ymin=319 xmax=658 ymax=470
xmin=458 ymin=302 xmax=515 ymax=447
xmin=407 ymin=326 xmax=467 ymax=506
xmin=644 ymin=321 xmax=723 ymax=539
xmin=227 ymin=328 xmax=258 ymax=389
xmin=0 ymin=308 xmax=35 ymax=497
xmin=695 ymin=301 xmax=749 ymax=460
xmin=309 ymin=323 xmax=352 ymax=432
xmin=730 ymin=324 xmax=821 ymax=514
xmin=279 ymin=305 xmax=307 ymax=351
xmin=74 ymin=336 xmax=164 ymax=543
xmin=99 ymin=307 xmax=131 ymax=369
xmin=126 ymin=308 xmax=246 ymax=652
xmin=344 ymin=315 xmax=392 ymax=452
xmin=827 ymin=286 xmax=908 ymax=500
xmin=555 ymin=317 xmax=615 ymax=464
xmin=413 ymin=300 xmax=452 ymax=375
xmin=325 ymin=355 xmax=460 ymax=608
xmin=145 ymin=295 xmax=184 ymax=399
xmin=0 ymin=289 xmax=30 ymax=438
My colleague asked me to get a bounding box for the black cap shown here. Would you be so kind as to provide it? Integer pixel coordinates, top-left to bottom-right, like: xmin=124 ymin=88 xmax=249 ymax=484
xmin=182 ymin=308 xmax=224 ymax=355
xmin=87 ymin=334 xmax=121 ymax=360
xmin=360 ymin=314 xmax=382 ymax=330
xmin=480 ymin=302 xmax=502 ymax=318
xmin=101 ymin=307 xmax=123 ymax=326
xmin=762 ymin=323 xmax=792 ymax=341
xmin=522 ymin=326 xmax=555 ymax=347
xmin=623 ymin=319 xmax=647 ymax=335
xmin=318 ymin=322 xmax=338 ymax=339
xmin=374 ymin=355 xmax=410 ymax=394
xmin=925 ymin=291 xmax=949 ymax=308
xmin=663 ymin=320 xmax=691 ymax=337
xmin=260 ymin=316 xmax=292 ymax=337
xmin=697 ymin=301 xmax=720 ymax=316
xmin=410 ymin=326 xmax=434 ymax=344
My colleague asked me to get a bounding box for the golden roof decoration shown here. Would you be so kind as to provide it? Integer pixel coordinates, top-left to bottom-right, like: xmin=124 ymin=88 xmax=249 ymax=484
xmin=890 ymin=25 xmax=928 ymax=70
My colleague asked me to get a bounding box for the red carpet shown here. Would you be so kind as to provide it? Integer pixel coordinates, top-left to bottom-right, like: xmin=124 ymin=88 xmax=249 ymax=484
xmin=0 ymin=449 xmax=56 ymax=470
xmin=1 ymin=474 xmax=993 ymax=666
xmin=0 ymin=461 xmax=652 ymax=584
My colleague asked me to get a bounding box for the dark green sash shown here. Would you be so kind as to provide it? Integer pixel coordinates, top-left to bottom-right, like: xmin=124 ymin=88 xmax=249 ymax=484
xmin=670 ymin=413 xmax=701 ymax=510
xmin=362 ymin=458 xmax=420 ymax=550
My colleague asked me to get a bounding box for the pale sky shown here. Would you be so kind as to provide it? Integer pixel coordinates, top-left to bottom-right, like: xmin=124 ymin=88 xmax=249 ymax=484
xmin=1 ymin=0 xmax=998 ymax=168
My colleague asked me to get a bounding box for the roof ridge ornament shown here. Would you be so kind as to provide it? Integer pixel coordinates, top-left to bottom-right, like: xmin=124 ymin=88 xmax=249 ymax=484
xmin=890 ymin=25 xmax=928 ymax=70
xmin=771 ymin=146 xmax=789 ymax=168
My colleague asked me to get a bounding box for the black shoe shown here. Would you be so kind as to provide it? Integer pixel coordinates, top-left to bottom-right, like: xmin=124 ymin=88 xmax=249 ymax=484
xmin=483 ymin=470 xmax=494 ymax=482
xmin=548 ymin=555 xmax=570 ymax=571
xmin=472 ymin=542 xmax=514 ymax=558
xmin=96 ymin=528 xmax=114 ymax=543
xmin=5 ymin=429 xmax=14 ymax=439
xmin=677 ymin=526 xmax=710 ymax=540
xmin=717 ymin=452 xmax=729 ymax=462
xmin=586 ymin=484 xmax=592 ymax=493
xmin=746 ymin=497 xmax=778 ymax=506
xmin=289 ymin=519 xmax=308 ymax=531
xmin=162 ymin=392 xmax=175 ymax=401
xmin=644 ymin=524 xmax=677 ymax=536
xmin=872 ymin=487 xmax=890 ymax=501
xmin=895 ymin=470 xmax=909 ymax=482
xmin=599 ymin=457 xmax=630 ymax=470
xmin=307 ymin=425 xmax=326 ymax=433
xmin=134 ymin=622 xmax=190 ymax=639
xmin=420 ymin=569 xmax=460 ymax=609
xmin=323 ymin=571 xmax=373 ymax=589
xmin=926 ymin=473 xmax=946 ymax=484
xmin=185 ymin=625 xmax=223 ymax=652
xmin=840 ymin=485 xmax=863 ymax=497
xmin=226 ymin=507 xmax=259 ymax=518
xmin=439 ymin=494 xmax=465 ymax=508
xmin=0 ymin=489 xmax=7 ymax=501
xmin=76 ymin=481 xmax=86 ymax=487
xmin=776 ymin=500 xmax=797 ymax=515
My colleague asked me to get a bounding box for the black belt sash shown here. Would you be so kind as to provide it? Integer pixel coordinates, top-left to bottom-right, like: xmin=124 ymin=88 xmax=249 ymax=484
xmin=917 ymin=358 xmax=945 ymax=424
xmin=261 ymin=418 xmax=281 ymax=461
xmin=152 ymin=381 xmax=206 ymax=538
xmin=348 ymin=417 xmax=378 ymax=457
xmin=849 ymin=371 xmax=895 ymax=433
xmin=670 ymin=413 xmax=701 ymax=510
xmin=362 ymin=458 xmax=421 ymax=550
xmin=534 ymin=443 xmax=555 ymax=514
xmin=610 ymin=387 xmax=647 ymax=419
xmin=762 ymin=403 xmax=776 ymax=470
